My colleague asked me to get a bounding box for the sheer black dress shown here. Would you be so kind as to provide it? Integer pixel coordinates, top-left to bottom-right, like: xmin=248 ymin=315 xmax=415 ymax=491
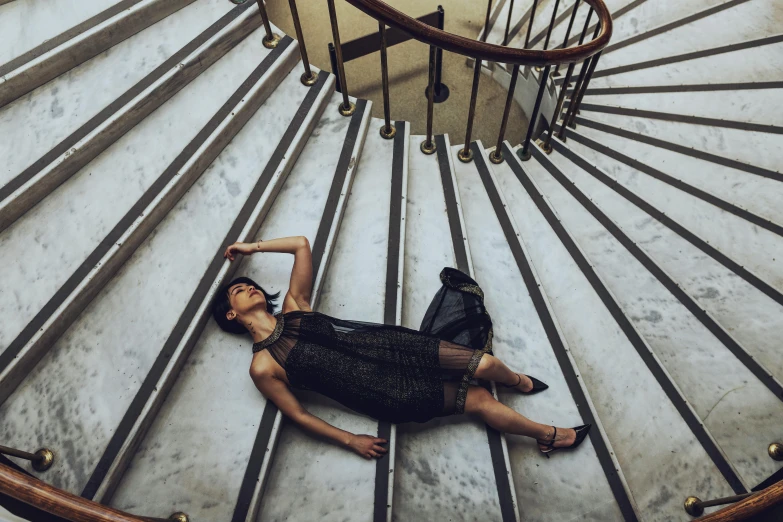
xmin=251 ymin=267 xmax=494 ymax=423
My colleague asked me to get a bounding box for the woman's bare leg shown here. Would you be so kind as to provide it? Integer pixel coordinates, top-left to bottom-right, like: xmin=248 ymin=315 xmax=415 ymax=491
xmin=473 ymin=353 xmax=534 ymax=392
xmin=464 ymin=385 xmax=576 ymax=448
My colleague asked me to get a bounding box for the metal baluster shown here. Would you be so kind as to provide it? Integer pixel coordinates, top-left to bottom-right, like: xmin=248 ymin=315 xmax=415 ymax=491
xmin=288 ymin=0 xmax=317 ymax=85
xmin=517 ymin=64 xmax=551 ymax=161
xmin=458 ymin=58 xmax=482 ymax=162
xmin=490 ymin=64 xmax=520 ymax=164
xmin=535 ymin=0 xmax=561 ymax=73
xmin=379 ymin=22 xmax=395 ymax=138
xmin=553 ymin=0 xmax=581 ymax=76
xmin=542 ymin=5 xmax=592 ymax=152
xmin=566 ymin=49 xmax=601 ymax=128
xmin=421 ymin=45 xmax=437 ymax=154
xmin=253 ymin=0 xmax=280 ymax=48
xmin=523 ymin=0 xmax=540 ymax=49
xmin=0 ymin=444 xmax=54 ymax=472
xmin=558 ymin=21 xmax=600 ymax=140
xmin=502 ymin=0 xmax=515 ymax=46
xmin=326 ymin=0 xmax=354 ymax=115
xmin=684 ymin=493 xmax=755 ymax=517
xmin=481 ymin=0 xmax=493 ymax=42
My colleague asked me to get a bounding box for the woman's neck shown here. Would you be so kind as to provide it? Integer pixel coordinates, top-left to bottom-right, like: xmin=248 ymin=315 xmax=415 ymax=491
xmin=245 ymin=310 xmax=278 ymax=343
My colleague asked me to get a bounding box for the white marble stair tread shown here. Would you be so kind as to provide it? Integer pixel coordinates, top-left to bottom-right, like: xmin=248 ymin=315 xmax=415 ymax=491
xmin=450 ymin=142 xmax=625 ymax=522
xmin=597 ymin=0 xmax=779 ymax=71
xmin=494 ymin=147 xmax=736 ymax=520
xmin=577 ymin=109 xmax=782 ymax=180
xmin=106 ymin=87 xmax=358 ymax=522
xmin=547 ymin=135 xmax=783 ymax=421
xmin=569 ymin=120 xmax=783 ymax=224
xmin=392 ymin=134 xmax=504 ymax=522
xmin=563 ymin=124 xmax=783 ymax=292
xmin=587 ymin=40 xmax=783 ymax=88
xmin=526 ymin=0 xmax=581 ymax=51
xmin=530 ymin=143 xmax=783 ymax=487
xmin=0 ymin=26 xmax=285 ymax=355
xmin=484 ymin=0 xmax=536 ymax=46
xmin=515 ymin=0 xmax=564 ymax=49
xmin=582 ymin=89 xmax=783 ymax=126
xmin=0 ymin=0 xmax=239 ymax=191
xmin=0 ymin=49 xmax=312 ymax=495
xmin=540 ymin=0 xmax=637 ymax=52
xmin=0 ymin=0 xmax=121 ymax=65
xmin=256 ymin=114 xmax=397 ymax=522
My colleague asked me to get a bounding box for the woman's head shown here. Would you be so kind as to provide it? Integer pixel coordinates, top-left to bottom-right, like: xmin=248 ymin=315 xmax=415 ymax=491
xmin=212 ymin=276 xmax=280 ymax=335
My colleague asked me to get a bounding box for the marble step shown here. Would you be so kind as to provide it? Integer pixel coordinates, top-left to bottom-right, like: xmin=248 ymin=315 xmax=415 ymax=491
xmin=561 ymin=119 xmax=783 ymax=292
xmin=0 ymin=44 xmax=319 ymax=497
xmin=494 ymin=142 xmax=740 ymax=520
xmin=530 ymin=141 xmax=783 ymax=488
xmin=538 ymin=0 xmax=636 ymax=53
xmin=0 ymin=0 xmax=199 ymax=108
xmin=483 ymin=0 xmax=539 ymax=47
xmin=392 ymin=134 xmax=518 ymax=522
xmin=0 ymin=0 xmax=262 ymax=234
xmin=452 ymin=141 xmax=631 ymax=521
xmin=0 ymin=28 xmax=299 ymax=408
xmin=596 ymin=0 xmax=780 ymax=74
xmin=579 ymin=87 xmax=783 ymax=126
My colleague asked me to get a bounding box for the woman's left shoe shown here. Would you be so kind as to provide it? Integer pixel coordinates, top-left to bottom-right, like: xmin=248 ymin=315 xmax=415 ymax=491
xmin=536 ymin=424 xmax=592 ymax=458
xmin=501 ymin=372 xmax=549 ymax=394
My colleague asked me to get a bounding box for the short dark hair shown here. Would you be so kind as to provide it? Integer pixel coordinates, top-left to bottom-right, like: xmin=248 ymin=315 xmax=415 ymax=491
xmin=212 ymin=276 xmax=281 ymax=335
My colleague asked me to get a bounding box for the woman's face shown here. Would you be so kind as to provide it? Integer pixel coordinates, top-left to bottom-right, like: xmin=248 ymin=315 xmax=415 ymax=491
xmin=226 ymin=282 xmax=266 ymax=320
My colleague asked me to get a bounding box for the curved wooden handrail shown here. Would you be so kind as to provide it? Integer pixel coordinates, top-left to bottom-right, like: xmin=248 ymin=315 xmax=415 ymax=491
xmin=341 ymin=0 xmax=612 ymax=66
xmin=0 ymin=463 xmax=158 ymax=522
xmin=697 ymin=480 xmax=783 ymax=521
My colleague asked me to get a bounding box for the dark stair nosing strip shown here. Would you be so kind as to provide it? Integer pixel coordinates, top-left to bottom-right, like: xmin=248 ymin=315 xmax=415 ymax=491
xmin=602 ymin=0 xmax=752 ymax=55
xmin=553 ymin=126 xmax=783 ymax=315
xmin=752 ymin=466 xmax=783 ymax=492
xmin=563 ymin=0 xmax=649 ymax=48
xmin=506 ymin=142 xmax=747 ymax=494
xmin=0 ymin=34 xmax=293 ymax=402
xmin=0 ymin=0 xmax=149 ymax=77
xmin=528 ymin=0 xmax=578 ymax=49
xmin=593 ymin=34 xmax=783 ymax=79
xmin=538 ymin=142 xmax=783 ymax=401
xmin=77 ymin=47 xmax=313 ymax=501
xmin=562 ymin=114 xmax=783 ymax=236
xmin=574 ymin=116 xmax=783 ymax=183
xmin=374 ymin=120 xmax=406 ymax=522
xmin=503 ymin=3 xmax=536 ymax=49
xmin=0 ymin=0 xmax=257 ymax=219
xmin=481 ymin=142 xmax=640 ymax=521
xmin=573 ymin=102 xmax=783 ymax=135
xmin=585 ymin=81 xmax=783 ymax=95
xmin=437 ymin=138 xmax=516 ymax=522
xmin=231 ymin=98 xmax=368 ymax=522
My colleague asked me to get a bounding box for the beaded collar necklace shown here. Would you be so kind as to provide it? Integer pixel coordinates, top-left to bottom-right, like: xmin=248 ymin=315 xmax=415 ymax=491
xmin=252 ymin=311 xmax=284 ymax=353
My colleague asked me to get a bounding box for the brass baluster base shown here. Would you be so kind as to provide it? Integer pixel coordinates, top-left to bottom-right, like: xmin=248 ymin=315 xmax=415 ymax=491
xmin=420 ymin=140 xmax=436 ymax=155
xmin=769 ymin=442 xmax=783 ymax=460
xmin=380 ymin=125 xmax=396 ymax=139
xmin=537 ymin=139 xmax=553 ymax=154
xmin=517 ymin=148 xmax=532 ymax=161
xmin=338 ymin=101 xmax=356 ymax=116
xmin=684 ymin=496 xmax=703 ymax=517
xmin=32 ymin=448 xmax=54 ymax=472
xmin=301 ymin=71 xmax=318 ymax=86
xmin=489 ymin=149 xmax=504 ymax=164
xmin=262 ymin=34 xmax=281 ymax=49
xmin=458 ymin=148 xmax=473 ymax=163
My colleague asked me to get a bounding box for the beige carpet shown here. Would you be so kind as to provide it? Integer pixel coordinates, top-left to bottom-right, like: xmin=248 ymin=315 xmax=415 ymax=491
xmin=265 ymin=0 xmax=528 ymax=146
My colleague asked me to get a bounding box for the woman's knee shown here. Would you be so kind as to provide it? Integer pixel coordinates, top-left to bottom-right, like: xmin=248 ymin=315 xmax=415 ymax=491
xmin=475 ymin=353 xmax=497 ymax=378
xmin=464 ymin=385 xmax=494 ymax=415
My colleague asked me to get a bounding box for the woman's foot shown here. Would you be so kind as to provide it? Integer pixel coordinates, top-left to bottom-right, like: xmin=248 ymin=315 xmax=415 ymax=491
xmin=537 ymin=426 xmax=577 ymax=452
xmin=509 ymin=372 xmax=535 ymax=392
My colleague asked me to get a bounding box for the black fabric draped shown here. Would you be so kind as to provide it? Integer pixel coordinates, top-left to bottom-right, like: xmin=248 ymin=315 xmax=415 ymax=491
xmin=252 ymin=266 xmax=494 ymax=423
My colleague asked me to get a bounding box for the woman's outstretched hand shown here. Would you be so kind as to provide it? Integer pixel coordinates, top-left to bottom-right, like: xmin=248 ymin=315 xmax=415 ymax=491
xmin=223 ymin=241 xmax=258 ymax=261
xmin=347 ymin=434 xmax=388 ymax=460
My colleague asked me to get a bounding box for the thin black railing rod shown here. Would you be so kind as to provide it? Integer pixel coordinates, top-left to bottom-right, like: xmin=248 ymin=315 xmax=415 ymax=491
xmin=502 ymin=0 xmax=515 ymax=46
xmin=523 ymin=0 xmax=541 ymax=48
xmin=379 ymin=22 xmax=394 ymax=137
xmin=254 ymin=0 xmax=278 ymax=47
xmin=327 ymin=0 xmax=353 ymax=114
xmin=490 ymin=63 xmax=520 ymax=164
xmin=481 ymin=0 xmax=493 ymax=42
xmin=557 ymin=20 xmax=599 ymax=139
xmin=554 ymin=0 xmax=583 ymax=75
xmin=459 ymin=58 xmax=483 ymax=162
xmin=434 ymin=5 xmax=446 ymax=98
xmin=518 ymin=64 xmax=552 ymax=160
xmin=542 ymin=0 xmax=562 ymax=50
xmin=421 ymin=44 xmax=437 ymax=154
xmin=288 ymin=0 xmax=317 ymax=84
xmin=565 ymin=49 xmax=602 ymax=127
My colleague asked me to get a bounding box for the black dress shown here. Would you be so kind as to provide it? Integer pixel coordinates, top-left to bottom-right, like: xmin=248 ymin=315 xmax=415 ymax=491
xmin=251 ymin=267 xmax=494 ymax=423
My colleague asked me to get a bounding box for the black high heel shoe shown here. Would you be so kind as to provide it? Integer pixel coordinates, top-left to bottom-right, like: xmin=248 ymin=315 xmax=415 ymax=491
xmin=500 ymin=372 xmax=549 ymax=395
xmin=536 ymin=424 xmax=592 ymax=458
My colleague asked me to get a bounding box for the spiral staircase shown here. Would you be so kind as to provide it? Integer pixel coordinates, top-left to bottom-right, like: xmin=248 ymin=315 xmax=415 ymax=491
xmin=0 ymin=0 xmax=781 ymax=520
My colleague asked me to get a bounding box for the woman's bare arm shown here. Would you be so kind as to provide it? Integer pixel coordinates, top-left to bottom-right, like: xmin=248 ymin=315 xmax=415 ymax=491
xmin=250 ymin=368 xmax=388 ymax=459
xmin=254 ymin=236 xmax=313 ymax=311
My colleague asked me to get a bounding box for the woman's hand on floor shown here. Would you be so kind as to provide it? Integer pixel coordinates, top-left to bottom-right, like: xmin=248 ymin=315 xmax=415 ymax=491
xmin=347 ymin=434 xmax=388 ymax=459
xmin=223 ymin=241 xmax=259 ymax=261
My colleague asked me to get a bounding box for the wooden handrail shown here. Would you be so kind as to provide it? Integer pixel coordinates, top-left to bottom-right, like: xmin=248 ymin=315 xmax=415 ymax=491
xmin=696 ymin=480 xmax=783 ymax=521
xmin=341 ymin=0 xmax=612 ymax=66
xmin=0 ymin=463 xmax=172 ymax=522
